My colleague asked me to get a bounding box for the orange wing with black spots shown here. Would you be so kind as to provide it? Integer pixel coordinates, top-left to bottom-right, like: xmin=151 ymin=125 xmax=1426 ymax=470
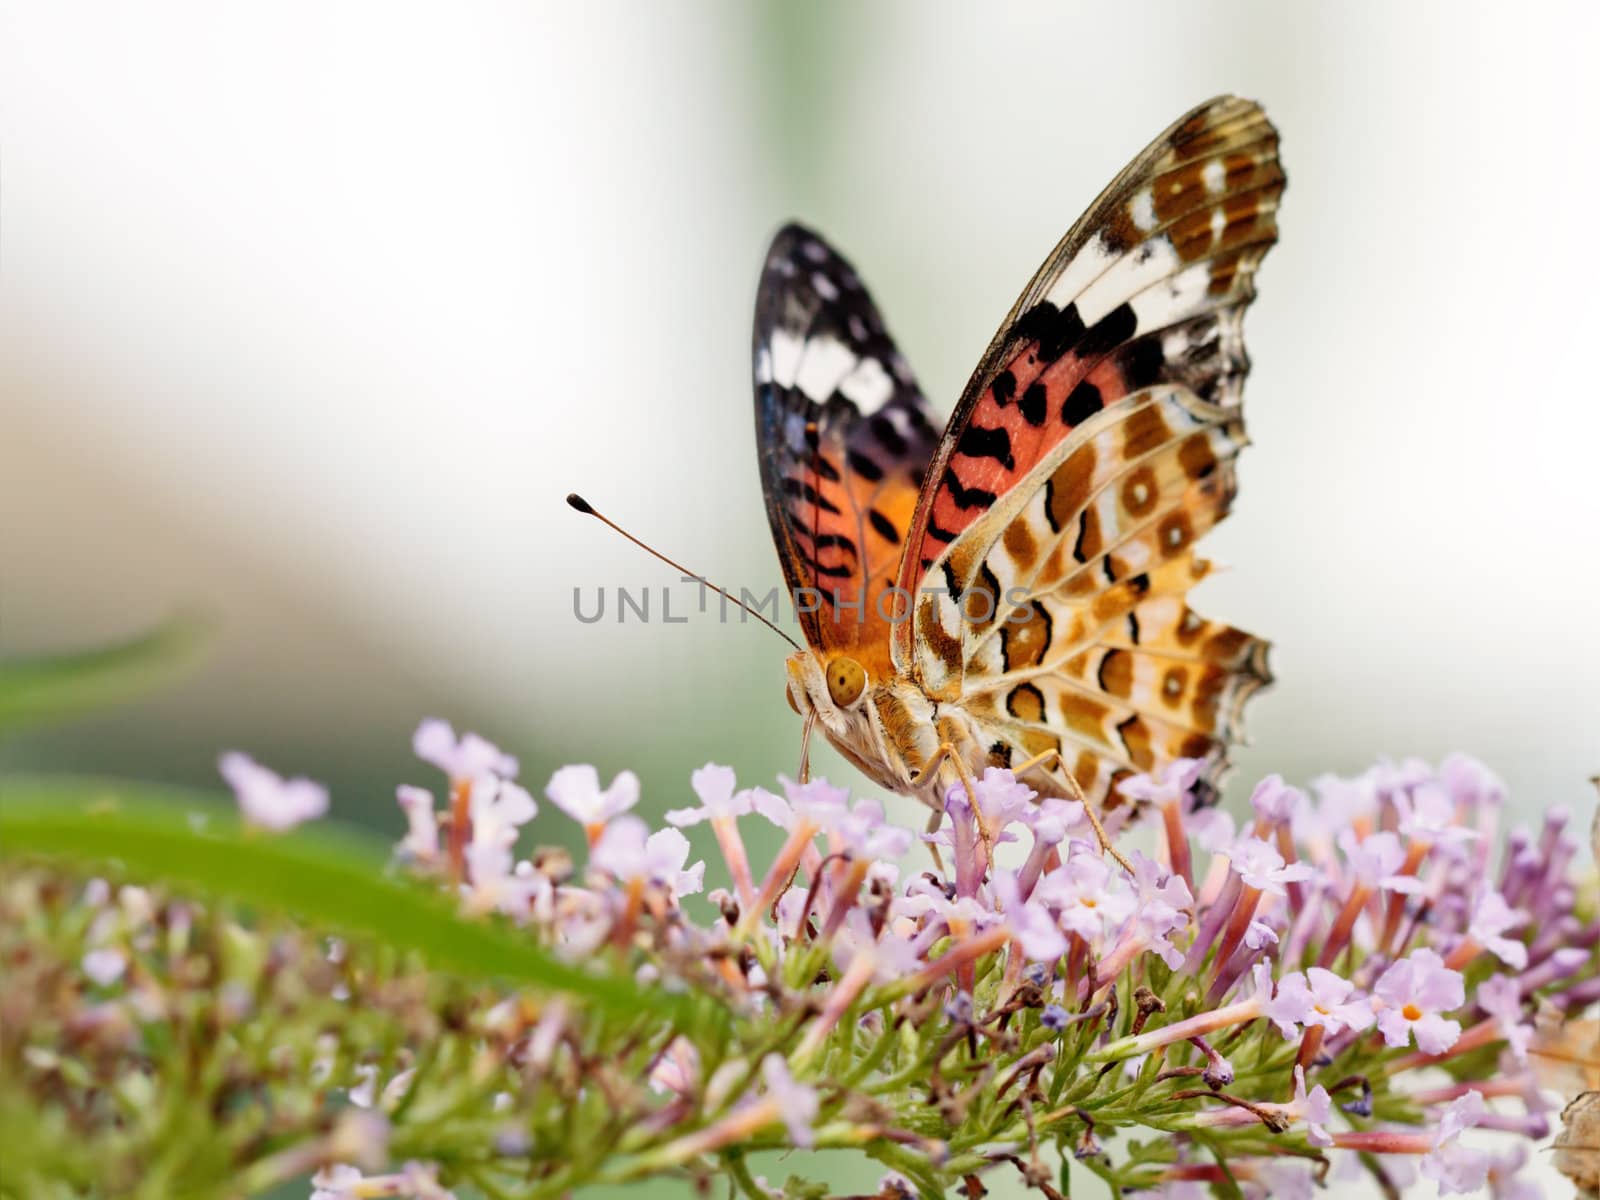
xmin=947 ymin=388 xmax=1273 ymax=806
xmin=895 ymin=95 xmax=1282 ymax=806
xmin=753 ymin=224 xmax=940 ymax=677
xmin=893 ymin=95 xmax=1281 ymax=673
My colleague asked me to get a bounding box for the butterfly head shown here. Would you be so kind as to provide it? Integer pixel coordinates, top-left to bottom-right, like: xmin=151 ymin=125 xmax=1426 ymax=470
xmin=786 ymin=650 xmax=865 ymax=717
xmin=784 ymin=649 xmax=936 ymax=795
xmin=785 ymin=649 xmax=876 ymax=743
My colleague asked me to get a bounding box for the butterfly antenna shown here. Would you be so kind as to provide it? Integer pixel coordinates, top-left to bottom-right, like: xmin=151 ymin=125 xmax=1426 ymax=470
xmin=566 ymin=493 xmax=802 ymax=652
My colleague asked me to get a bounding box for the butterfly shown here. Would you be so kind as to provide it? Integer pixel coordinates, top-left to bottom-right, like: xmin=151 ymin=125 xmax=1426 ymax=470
xmin=755 ymin=95 xmax=1282 ymax=824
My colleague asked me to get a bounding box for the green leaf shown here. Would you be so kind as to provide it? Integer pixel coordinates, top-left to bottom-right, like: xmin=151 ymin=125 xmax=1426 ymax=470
xmin=0 ymin=775 xmax=700 ymax=1023
xmin=0 ymin=618 xmax=209 ymax=733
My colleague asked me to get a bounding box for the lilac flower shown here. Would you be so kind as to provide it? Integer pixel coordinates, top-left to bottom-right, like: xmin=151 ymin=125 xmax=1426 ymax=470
xmin=832 ymin=797 xmax=914 ymax=861
xmin=1040 ymin=1004 xmax=1071 ymax=1031
xmin=412 ymin=718 xmax=518 ymax=781
xmin=794 ymin=914 xmax=917 ymax=1057
xmin=1016 ymin=795 xmax=1087 ymax=844
xmin=1127 ymin=852 xmax=1193 ymax=926
xmin=218 ymin=752 xmax=329 ymax=831
xmin=590 ymin=817 xmax=705 ymax=898
xmin=551 ymin=897 xmax=611 ymax=958
xmin=347 ymin=1064 xmax=379 ymax=1109
xmin=1338 ymin=829 xmax=1425 ymax=894
xmin=309 ymin=1165 xmax=365 ymax=1200
xmin=1439 ymin=753 xmax=1505 ymax=810
xmin=664 ymin=764 xmax=762 ymax=908
xmin=395 ymin=785 xmax=440 ymax=862
xmin=1123 ymin=852 xmax=1193 ymax=967
xmin=462 ymin=843 xmax=549 ymax=919
xmin=1265 ymin=968 xmax=1375 ymax=1038
xmin=545 ymin=765 xmax=640 ymax=839
xmin=1476 ymin=975 xmax=1533 ymax=1061
xmin=1009 ymin=798 xmax=1082 ymax=899
xmin=1243 ymin=919 xmax=1278 ymax=951
xmin=1117 ymin=757 xmax=1205 ymax=808
xmin=769 ymin=889 xmax=808 ymax=939
xmin=1374 ymin=948 xmax=1465 ymax=1053
xmin=1395 ymin=781 xmax=1478 ymax=850
xmin=1186 ymin=1064 xmax=1332 ymax=1144
xmin=964 ymin=767 xmax=1037 ymax=832
xmin=312 ymin=1163 xmax=455 ymax=1200
xmin=1420 ymin=1092 xmax=1490 ymax=1194
xmin=887 ymin=878 xmax=943 ymax=930
xmin=664 ymin=764 xmax=753 ymax=826
xmin=467 ymin=776 xmax=537 ymax=851
xmin=1248 ymin=775 xmax=1302 ymax=827
xmin=1288 ymin=1066 xmax=1333 ymax=1146
xmin=1305 ymin=772 xmax=1378 ymax=842
xmin=759 ymin=1055 xmax=818 ymax=1147
xmin=927 ymin=786 xmax=1000 ymax=900
xmin=831 ymin=912 xmax=923 ymax=983
xmin=1033 ymin=850 xmax=1134 ymax=944
xmin=1370 ymin=756 xmax=1436 ymax=802
xmin=934 ymin=774 xmax=1030 ymax=851
xmin=103 ymin=751 xmax=1600 ymax=1194
xmin=81 ymin=948 xmax=127 ymax=986
xmin=754 ymin=777 xmax=849 ymax=833
xmin=916 ymin=893 xmax=1001 ymax=942
xmin=1227 ymin=837 xmax=1312 ymax=894
xmin=991 ymin=869 xmax=1067 ymax=963
xmin=1518 ymin=945 xmax=1589 ymax=993
xmin=1188 ymin=807 xmax=1237 ymax=854
xmin=1463 ymin=889 xmax=1528 ymax=969
xmin=378 ymin=1070 xmax=417 ymax=1112
xmin=647 ymin=1036 xmax=700 ymax=1096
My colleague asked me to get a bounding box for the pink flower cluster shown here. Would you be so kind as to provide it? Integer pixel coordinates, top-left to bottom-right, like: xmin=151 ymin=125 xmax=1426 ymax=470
xmin=215 ymin=733 xmax=1595 ymax=1200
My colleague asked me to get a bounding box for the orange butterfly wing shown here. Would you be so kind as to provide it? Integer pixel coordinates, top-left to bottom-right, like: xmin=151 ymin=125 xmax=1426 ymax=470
xmin=753 ymin=225 xmax=940 ymax=678
xmin=892 ymin=96 xmax=1282 ymax=802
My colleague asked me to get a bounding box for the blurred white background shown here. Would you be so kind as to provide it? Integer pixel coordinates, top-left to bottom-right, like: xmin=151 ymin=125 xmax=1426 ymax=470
xmin=3 ymin=4 xmax=1598 ymax=1194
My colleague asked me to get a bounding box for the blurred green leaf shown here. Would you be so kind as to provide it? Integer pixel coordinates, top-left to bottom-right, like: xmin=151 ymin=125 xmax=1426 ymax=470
xmin=0 ymin=618 xmax=209 ymax=733
xmin=0 ymin=776 xmax=696 ymax=1022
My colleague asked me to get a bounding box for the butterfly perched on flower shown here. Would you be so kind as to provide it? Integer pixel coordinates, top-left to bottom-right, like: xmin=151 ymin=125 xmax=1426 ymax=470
xmin=755 ymin=95 xmax=1282 ymax=818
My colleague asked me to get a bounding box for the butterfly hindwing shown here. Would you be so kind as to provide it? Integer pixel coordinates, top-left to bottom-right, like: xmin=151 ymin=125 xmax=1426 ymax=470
xmin=936 ymin=386 xmax=1269 ymax=805
xmin=896 ymin=95 xmax=1282 ymax=804
xmin=754 ymin=225 xmax=940 ymax=676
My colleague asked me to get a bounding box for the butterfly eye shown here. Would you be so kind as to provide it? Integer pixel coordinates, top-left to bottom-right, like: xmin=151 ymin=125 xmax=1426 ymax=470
xmin=825 ymin=657 xmax=867 ymax=708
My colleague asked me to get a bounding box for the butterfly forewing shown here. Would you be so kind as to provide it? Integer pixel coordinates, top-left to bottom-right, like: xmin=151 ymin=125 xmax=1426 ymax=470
xmin=892 ymin=95 xmax=1282 ymax=805
xmin=753 ymin=225 xmax=940 ymax=678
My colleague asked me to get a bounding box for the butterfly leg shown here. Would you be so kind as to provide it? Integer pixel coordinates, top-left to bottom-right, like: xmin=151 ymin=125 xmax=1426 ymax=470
xmin=1011 ymin=748 xmax=1133 ymax=874
xmin=910 ymin=739 xmax=980 ymax=810
xmin=922 ymin=807 xmax=947 ymax=874
xmin=915 ymin=736 xmax=1008 ymax=866
xmin=797 ymin=710 xmax=817 ymax=783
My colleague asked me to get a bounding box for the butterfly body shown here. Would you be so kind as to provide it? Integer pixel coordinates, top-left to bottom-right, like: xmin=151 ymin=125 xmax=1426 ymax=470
xmin=757 ymin=97 xmax=1282 ymax=815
